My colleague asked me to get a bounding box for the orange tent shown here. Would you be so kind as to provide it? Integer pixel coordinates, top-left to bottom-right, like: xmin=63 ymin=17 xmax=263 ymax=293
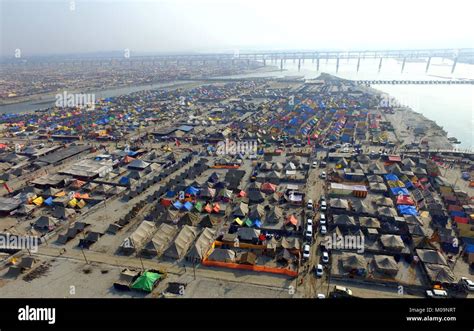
xmin=286 ymin=215 xmax=298 ymax=226
xmin=212 ymin=203 xmax=221 ymax=213
xmin=123 ymin=156 xmax=135 ymax=164
xmin=204 ymin=204 xmax=212 ymax=213
xmin=70 ymin=180 xmax=86 ymax=189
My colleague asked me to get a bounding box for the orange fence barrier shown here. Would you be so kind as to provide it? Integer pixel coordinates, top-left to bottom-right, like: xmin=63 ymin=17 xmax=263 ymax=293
xmin=211 ymin=165 xmax=241 ymax=169
xmin=202 ymin=259 xmax=298 ymax=278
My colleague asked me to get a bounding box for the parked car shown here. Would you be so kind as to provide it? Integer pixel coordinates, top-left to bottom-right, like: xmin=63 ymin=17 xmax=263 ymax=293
xmin=425 ymin=289 xmax=448 ymax=298
xmin=320 ymin=200 xmax=327 ymax=211
xmin=315 ymin=264 xmax=324 ymax=277
xmin=319 ymin=161 xmax=327 ymax=168
xmin=312 ymin=161 xmax=318 ymax=168
xmin=333 ymin=286 xmax=353 ymax=297
xmin=305 ymin=224 xmax=313 ymax=240
xmin=322 ymin=251 xmax=329 ymax=264
xmin=317 ymin=293 xmax=326 ymax=299
xmin=307 ymin=199 xmax=313 ymax=210
xmin=460 ymin=277 xmax=474 ymax=291
xmin=303 ymin=244 xmax=311 ymax=259
xmin=320 ymin=171 xmax=327 ymax=179
xmin=319 ymin=213 xmax=326 ymax=226
xmin=320 ymin=225 xmax=327 ymax=235
xmin=307 ymin=219 xmax=313 ymax=227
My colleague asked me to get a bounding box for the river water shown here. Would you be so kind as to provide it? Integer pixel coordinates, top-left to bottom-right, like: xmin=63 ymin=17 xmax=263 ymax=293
xmin=1 ymin=58 xmax=472 ymax=149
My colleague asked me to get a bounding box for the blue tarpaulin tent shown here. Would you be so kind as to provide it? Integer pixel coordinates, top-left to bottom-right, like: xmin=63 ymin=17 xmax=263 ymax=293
xmin=119 ymin=177 xmax=130 ymax=185
xmin=391 ymin=187 xmax=409 ymax=196
xmin=253 ymin=219 xmax=262 ymax=228
xmin=185 ymin=186 xmax=199 ymax=196
xmin=397 ymin=205 xmax=418 ymax=216
xmin=385 ymin=174 xmax=399 ymax=181
xmin=166 ymin=190 xmax=176 ymax=198
xmin=44 ymin=197 xmax=54 ymax=206
xmin=173 ymin=201 xmax=183 ymax=210
xmin=183 ymin=201 xmax=193 ymax=211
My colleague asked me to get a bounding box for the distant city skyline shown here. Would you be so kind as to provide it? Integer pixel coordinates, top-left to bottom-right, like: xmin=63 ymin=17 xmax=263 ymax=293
xmin=1 ymin=0 xmax=473 ymax=57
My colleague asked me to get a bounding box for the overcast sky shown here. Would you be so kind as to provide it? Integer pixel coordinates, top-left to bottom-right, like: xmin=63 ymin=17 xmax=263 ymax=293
xmin=1 ymin=0 xmax=473 ymax=57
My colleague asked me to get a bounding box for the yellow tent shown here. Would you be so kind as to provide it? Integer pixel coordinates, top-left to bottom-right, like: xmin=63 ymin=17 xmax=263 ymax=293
xmin=55 ymin=191 xmax=66 ymax=197
xmin=234 ymin=217 xmax=243 ymax=226
xmin=32 ymin=196 xmax=44 ymax=206
xmin=68 ymin=198 xmax=78 ymax=208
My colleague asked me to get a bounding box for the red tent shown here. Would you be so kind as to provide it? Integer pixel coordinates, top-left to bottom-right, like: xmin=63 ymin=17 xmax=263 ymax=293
xmin=396 ymin=195 xmax=415 ymax=206
xmin=453 ymin=216 xmax=469 ymax=224
xmin=260 ymin=182 xmax=277 ymax=193
xmin=237 ymin=190 xmax=247 ymax=197
xmin=160 ymin=199 xmax=172 ymax=207
xmin=123 ymin=156 xmax=135 ymax=164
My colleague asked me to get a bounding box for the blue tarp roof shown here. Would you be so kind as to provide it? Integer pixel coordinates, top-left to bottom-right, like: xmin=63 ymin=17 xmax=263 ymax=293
xmin=173 ymin=201 xmax=183 ymax=210
xmin=183 ymin=201 xmax=193 ymax=211
xmin=397 ymin=205 xmax=418 ymax=216
xmin=391 ymin=187 xmax=409 ymax=196
xmin=385 ymin=174 xmax=399 ymax=181
xmin=44 ymin=197 xmax=53 ymax=206
xmin=119 ymin=177 xmax=130 ymax=185
xmin=185 ymin=186 xmax=199 ymax=195
xmin=166 ymin=190 xmax=176 ymax=198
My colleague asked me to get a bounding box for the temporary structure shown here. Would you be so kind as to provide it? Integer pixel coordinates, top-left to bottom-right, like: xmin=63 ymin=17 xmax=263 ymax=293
xmin=130 ymin=271 xmax=162 ymax=292
xmin=380 ymin=234 xmax=405 ymax=251
xmin=372 ymin=255 xmax=399 ymax=276
xmin=163 ymin=225 xmax=200 ymax=259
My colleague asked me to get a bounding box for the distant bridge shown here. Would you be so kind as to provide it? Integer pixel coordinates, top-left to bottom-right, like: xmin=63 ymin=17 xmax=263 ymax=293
xmin=352 ymin=79 xmax=474 ymax=85
xmin=2 ymin=48 xmax=473 ymax=74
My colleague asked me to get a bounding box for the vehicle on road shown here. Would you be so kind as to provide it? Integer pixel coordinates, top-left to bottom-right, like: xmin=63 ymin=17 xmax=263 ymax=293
xmin=317 ymin=293 xmax=326 ymax=299
xmin=307 ymin=199 xmax=313 ymax=210
xmin=460 ymin=277 xmax=474 ymax=291
xmin=315 ymin=264 xmax=324 ymax=277
xmin=312 ymin=161 xmax=318 ymax=168
xmin=322 ymin=251 xmax=329 ymax=264
xmin=319 ymin=213 xmax=326 ymax=226
xmin=425 ymin=289 xmax=448 ymax=298
xmin=320 ymin=200 xmax=327 ymax=211
xmin=320 ymin=171 xmax=326 ymax=179
xmin=320 ymin=225 xmax=327 ymax=235
xmin=303 ymin=244 xmax=311 ymax=259
xmin=305 ymin=224 xmax=313 ymax=240
xmin=333 ymin=286 xmax=353 ymax=297
xmin=307 ymin=219 xmax=313 ymax=227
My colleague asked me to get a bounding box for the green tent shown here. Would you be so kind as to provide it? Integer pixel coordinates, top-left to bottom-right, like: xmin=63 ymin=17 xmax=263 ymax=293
xmin=130 ymin=271 xmax=162 ymax=292
xmin=194 ymin=201 xmax=203 ymax=212
xmin=244 ymin=218 xmax=253 ymax=227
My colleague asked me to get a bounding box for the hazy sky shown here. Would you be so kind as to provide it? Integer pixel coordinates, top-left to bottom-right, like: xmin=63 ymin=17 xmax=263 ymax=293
xmin=1 ymin=0 xmax=473 ymax=57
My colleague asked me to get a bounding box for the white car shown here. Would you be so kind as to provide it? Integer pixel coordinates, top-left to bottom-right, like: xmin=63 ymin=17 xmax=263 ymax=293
xmin=461 ymin=277 xmax=474 ymax=291
xmin=303 ymin=244 xmax=311 ymax=259
xmin=320 ymin=200 xmax=327 ymax=211
xmin=317 ymin=293 xmax=326 ymax=299
xmin=316 ymin=264 xmax=324 ymax=277
xmin=305 ymin=224 xmax=313 ymax=240
xmin=319 ymin=213 xmax=326 ymax=226
xmin=425 ymin=289 xmax=448 ymax=298
xmin=312 ymin=161 xmax=318 ymax=168
xmin=307 ymin=199 xmax=314 ymax=210
xmin=320 ymin=225 xmax=327 ymax=235
xmin=322 ymin=251 xmax=329 ymax=264
xmin=307 ymin=219 xmax=313 ymax=227
xmin=320 ymin=172 xmax=327 ymax=179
